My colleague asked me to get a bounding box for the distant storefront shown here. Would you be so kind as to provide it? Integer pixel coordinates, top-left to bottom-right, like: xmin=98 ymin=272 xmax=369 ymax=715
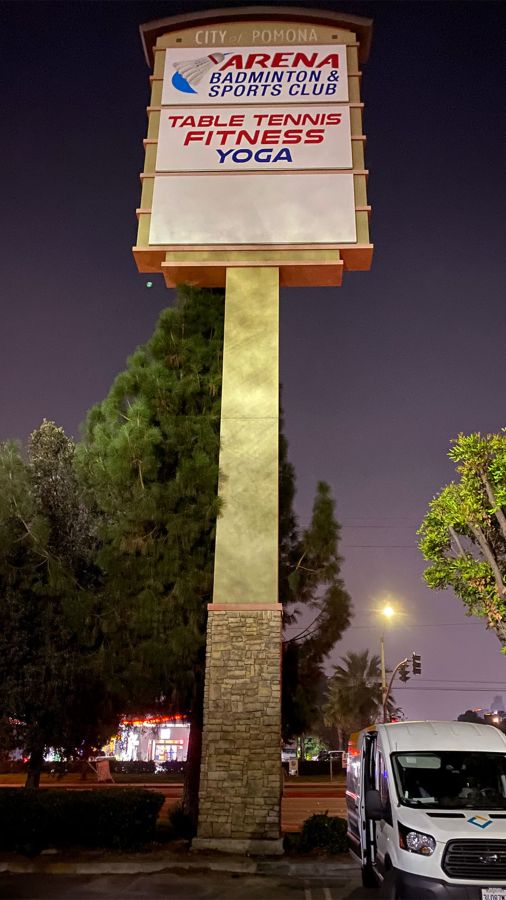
xmin=103 ymin=715 xmax=190 ymax=762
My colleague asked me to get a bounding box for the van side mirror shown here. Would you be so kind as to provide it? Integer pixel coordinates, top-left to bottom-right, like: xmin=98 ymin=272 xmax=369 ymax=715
xmin=365 ymin=788 xmax=384 ymax=820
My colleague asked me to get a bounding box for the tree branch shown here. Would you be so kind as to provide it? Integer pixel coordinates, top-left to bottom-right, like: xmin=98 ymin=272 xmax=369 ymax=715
xmin=481 ymin=473 xmax=506 ymax=544
xmin=449 ymin=526 xmax=466 ymax=558
xmin=470 ymin=523 xmax=506 ymax=599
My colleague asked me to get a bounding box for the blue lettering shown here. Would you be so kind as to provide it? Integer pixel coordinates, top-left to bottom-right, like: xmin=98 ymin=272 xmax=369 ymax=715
xmin=216 ymin=148 xmax=235 ymax=164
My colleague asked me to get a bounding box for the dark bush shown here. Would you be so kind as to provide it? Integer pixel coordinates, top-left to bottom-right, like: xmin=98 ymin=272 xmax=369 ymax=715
xmin=167 ymin=802 xmax=195 ymax=839
xmin=0 ymin=788 xmax=164 ymax=854
xmin=299 ymin=813 xmax=348 ymax=854
xmin=110 ymin=760 xmax=156 ymax=775
xmin=298 ymin=760 xmax=341 ymax=776
xmin=158 ymin=760 xmax=185 ymax=775
xmin=0 ymin=759 xmax=26 ymax=774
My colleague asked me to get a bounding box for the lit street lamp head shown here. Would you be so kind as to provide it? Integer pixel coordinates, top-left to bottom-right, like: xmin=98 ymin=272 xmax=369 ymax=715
xmin=382 ymin=604 xmax=395 ymax=620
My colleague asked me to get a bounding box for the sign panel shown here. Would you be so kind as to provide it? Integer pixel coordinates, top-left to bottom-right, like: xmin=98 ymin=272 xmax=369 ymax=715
xmin=149 ymin=173 xmax=357 ymax=245
xmin=155 ymin=105 xmax=352 ymax=172
xmin=162 ymin=44 xmax=349 ymax=105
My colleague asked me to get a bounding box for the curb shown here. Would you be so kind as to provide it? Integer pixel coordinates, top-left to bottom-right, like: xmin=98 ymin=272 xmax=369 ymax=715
xmin=0 ymin=852 xmax=360 ymax=878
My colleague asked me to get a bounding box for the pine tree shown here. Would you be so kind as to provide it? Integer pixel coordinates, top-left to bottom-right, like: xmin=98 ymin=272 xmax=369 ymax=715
xmin=77 ymin=285 xmax=224 ymax=825
xmin=281 ymin=474 xmax=352 ymax=742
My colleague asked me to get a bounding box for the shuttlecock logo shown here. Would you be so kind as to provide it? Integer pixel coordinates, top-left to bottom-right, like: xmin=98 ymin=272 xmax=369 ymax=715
xmin=172 ymin=53 xmax=226 ymax=94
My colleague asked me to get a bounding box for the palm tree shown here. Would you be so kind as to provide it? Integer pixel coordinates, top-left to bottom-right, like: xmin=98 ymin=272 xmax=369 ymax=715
xmin=323 ymin=650 xmax=395 ymax=748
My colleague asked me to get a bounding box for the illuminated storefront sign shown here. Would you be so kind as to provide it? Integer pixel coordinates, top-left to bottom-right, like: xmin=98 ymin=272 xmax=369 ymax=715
xmin=162 ymin=45 xmax=349 ymax=104
xmin=156 ymin=105 xmax=352 ymax=172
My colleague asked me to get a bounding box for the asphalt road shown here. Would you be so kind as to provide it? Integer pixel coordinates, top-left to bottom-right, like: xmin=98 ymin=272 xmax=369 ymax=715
xmin=0 ymin=871 xmax=369 ymax=900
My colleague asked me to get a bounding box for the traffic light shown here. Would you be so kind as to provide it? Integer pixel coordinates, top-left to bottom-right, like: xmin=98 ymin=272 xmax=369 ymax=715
xmin=398 ymin=661 xmax=411 ymax=683
xmin=412 ymin=652 xmax=422 ymax=676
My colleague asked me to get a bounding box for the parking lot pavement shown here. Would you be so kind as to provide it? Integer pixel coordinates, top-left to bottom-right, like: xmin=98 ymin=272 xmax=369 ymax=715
xmin=0 ymin=871 xmax=368 ymax=900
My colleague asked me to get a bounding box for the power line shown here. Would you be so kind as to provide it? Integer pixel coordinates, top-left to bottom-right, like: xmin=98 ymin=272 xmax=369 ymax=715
xmin=328 ymin=544 xmax=420 ymax=549
xmin=347 ymin=622 xmax=483 ymax=629
xmin=409 ymin=679 xmax=506 ymax=685
xmin=341 ymin=524 xmax=419 ymax=529
xmin=394 ymin=686 xmax=506 ymax=692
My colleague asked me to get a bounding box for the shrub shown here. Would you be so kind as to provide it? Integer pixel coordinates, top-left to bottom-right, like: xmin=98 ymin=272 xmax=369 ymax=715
xmin=299 ymin=813 xmax=348 ymax=854
xmin=0 ymin=759 xmax=26 ymax=774
xmin=0 ymin=788 xmax=164 ymax=855
xmin=110 ymin=760 xmax=156 ymax=775
xmin=298 ymin=760 xmax=342 ymax=776
xmin=167 ymin=802 xmax=195 ymax=839
xmin=158 ymin=760 xmax=185 ymax=775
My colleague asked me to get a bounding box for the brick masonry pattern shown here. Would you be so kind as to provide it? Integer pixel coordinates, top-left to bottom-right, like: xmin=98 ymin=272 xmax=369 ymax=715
xmin=197 ymin=608 xmax=282 ymax=840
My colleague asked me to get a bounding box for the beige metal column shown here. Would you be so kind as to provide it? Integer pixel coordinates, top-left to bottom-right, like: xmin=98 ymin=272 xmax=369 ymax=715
xmin=194 ymin=267 xmax=283 ymax=854
xmin=214 ymin=266 xmax=279 ymax=604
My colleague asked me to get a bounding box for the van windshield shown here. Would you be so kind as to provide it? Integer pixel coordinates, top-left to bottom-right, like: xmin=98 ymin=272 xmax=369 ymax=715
xmin=392 ymin=751 xmax=506 ymax=809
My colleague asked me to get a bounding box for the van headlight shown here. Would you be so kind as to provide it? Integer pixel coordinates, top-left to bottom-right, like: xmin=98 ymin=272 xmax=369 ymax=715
xmin=398 ymin=823 xmax=436 ymax=856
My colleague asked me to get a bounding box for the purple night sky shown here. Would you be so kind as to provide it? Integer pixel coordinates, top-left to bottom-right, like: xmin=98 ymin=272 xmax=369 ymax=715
xmin=1 ymin=1 xmax=505 ymax=720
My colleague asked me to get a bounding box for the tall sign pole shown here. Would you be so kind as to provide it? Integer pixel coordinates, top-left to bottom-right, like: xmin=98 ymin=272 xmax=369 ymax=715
xmin=134 ymin=6 xmax=373 ymax=854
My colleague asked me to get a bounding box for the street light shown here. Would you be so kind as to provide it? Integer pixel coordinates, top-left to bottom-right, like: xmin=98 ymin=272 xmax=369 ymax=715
xmin=380 ymin=604 xmax=396 ymax=722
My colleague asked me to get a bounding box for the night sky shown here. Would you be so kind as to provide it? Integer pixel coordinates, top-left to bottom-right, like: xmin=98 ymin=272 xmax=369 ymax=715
xmin=2 ymin=1 xmax=505 ymax=720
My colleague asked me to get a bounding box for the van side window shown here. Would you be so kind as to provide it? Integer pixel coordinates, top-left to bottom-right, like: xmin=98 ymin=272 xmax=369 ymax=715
xmin=377 ymin=751 xmax=392 ymax=823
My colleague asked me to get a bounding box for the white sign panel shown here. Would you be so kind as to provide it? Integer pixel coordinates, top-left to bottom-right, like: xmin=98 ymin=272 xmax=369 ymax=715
xmin=149 ymin=173 xmax=357 ymax=245
xmin=162 ymin=45 xmax=349 ymax=105
xmin=156 ymin=105 xmax=352 ymax=172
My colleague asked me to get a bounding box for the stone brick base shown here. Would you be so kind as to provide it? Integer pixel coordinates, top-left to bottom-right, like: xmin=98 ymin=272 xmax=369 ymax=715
xmin=196 ymin=606 xmax=282 ymax=849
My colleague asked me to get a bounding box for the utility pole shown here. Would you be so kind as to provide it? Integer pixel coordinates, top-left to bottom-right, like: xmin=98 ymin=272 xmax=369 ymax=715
xmin=380 ymin=635 xmax=387 ymax=722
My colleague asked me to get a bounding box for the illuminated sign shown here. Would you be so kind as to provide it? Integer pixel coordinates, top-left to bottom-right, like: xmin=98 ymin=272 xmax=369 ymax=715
xmin=156 ymin=105 xmax=352 ymax=172
xmin=149 ymin=173 xmax=356 ymax=245
xmin=162 ymin=45 xmax=349 ymax=105
xmin=135 ymin=9 xmax=373 ymax=285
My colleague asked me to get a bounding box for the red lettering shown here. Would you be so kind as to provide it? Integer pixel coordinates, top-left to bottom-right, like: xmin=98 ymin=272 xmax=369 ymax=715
xmin=271 ymin=52 xmax=291 ymax=67
xmin=292 ymin=52 xmax=318 ymax=67
xmin=266 ymin=114 xmax=284 ymax=126
xmin=326 ymin=113 xmax=342 ymax=125
xmin=184 ymin=131 xmax=204 ymax=145
xmin=236 ymin=130 xmax=260 ymax=145
xmin=304 ymin=129 xmax=325 ymax=144
xmin=317 ymin=54 xmax=339 ymax=68
xmin=244 ymin=53 xmax=270 ymax=69
xmin=283 ymin=129 xmax=303 ymax=144
xmin=220 ymin=54 xmax=243 ymax=69
xmin=262 ymin=130 xmax=282 ymax=144
xmin=215 ymin=130 xmax=236 ymax=145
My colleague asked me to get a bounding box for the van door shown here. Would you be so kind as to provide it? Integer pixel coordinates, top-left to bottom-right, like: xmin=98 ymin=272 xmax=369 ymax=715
xmin=361 ymin=730 xmax=378 ymax=871
xmin=374 ymin=744 xmax=393 ymax=878
xmin=346 ymin=734 xmax=363 ymax=859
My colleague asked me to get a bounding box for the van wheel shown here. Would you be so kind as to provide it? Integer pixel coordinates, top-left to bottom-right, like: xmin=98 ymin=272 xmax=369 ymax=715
xmin=361 ymin=864 xmax=379 ymax=888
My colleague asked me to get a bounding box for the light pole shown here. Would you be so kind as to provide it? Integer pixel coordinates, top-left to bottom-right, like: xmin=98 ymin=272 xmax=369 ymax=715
xmin=380 ymin=604 xmax=395 ymax=722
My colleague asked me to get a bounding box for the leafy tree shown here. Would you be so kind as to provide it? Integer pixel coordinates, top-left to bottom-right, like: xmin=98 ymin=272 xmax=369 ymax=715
xmin=0 ymin=421 xmax=117 ymax=786
xmin=419 ymin=431 xmax=506 ymax=645
xmin=323 ymin=650 xmax=394 ymax=746
xmin=457 ymin=709 xmax=485 ymax=724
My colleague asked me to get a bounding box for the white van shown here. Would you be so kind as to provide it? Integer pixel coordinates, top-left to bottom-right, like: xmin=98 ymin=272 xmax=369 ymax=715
xmin=347 ymin=721 xmax=506 ymax=898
